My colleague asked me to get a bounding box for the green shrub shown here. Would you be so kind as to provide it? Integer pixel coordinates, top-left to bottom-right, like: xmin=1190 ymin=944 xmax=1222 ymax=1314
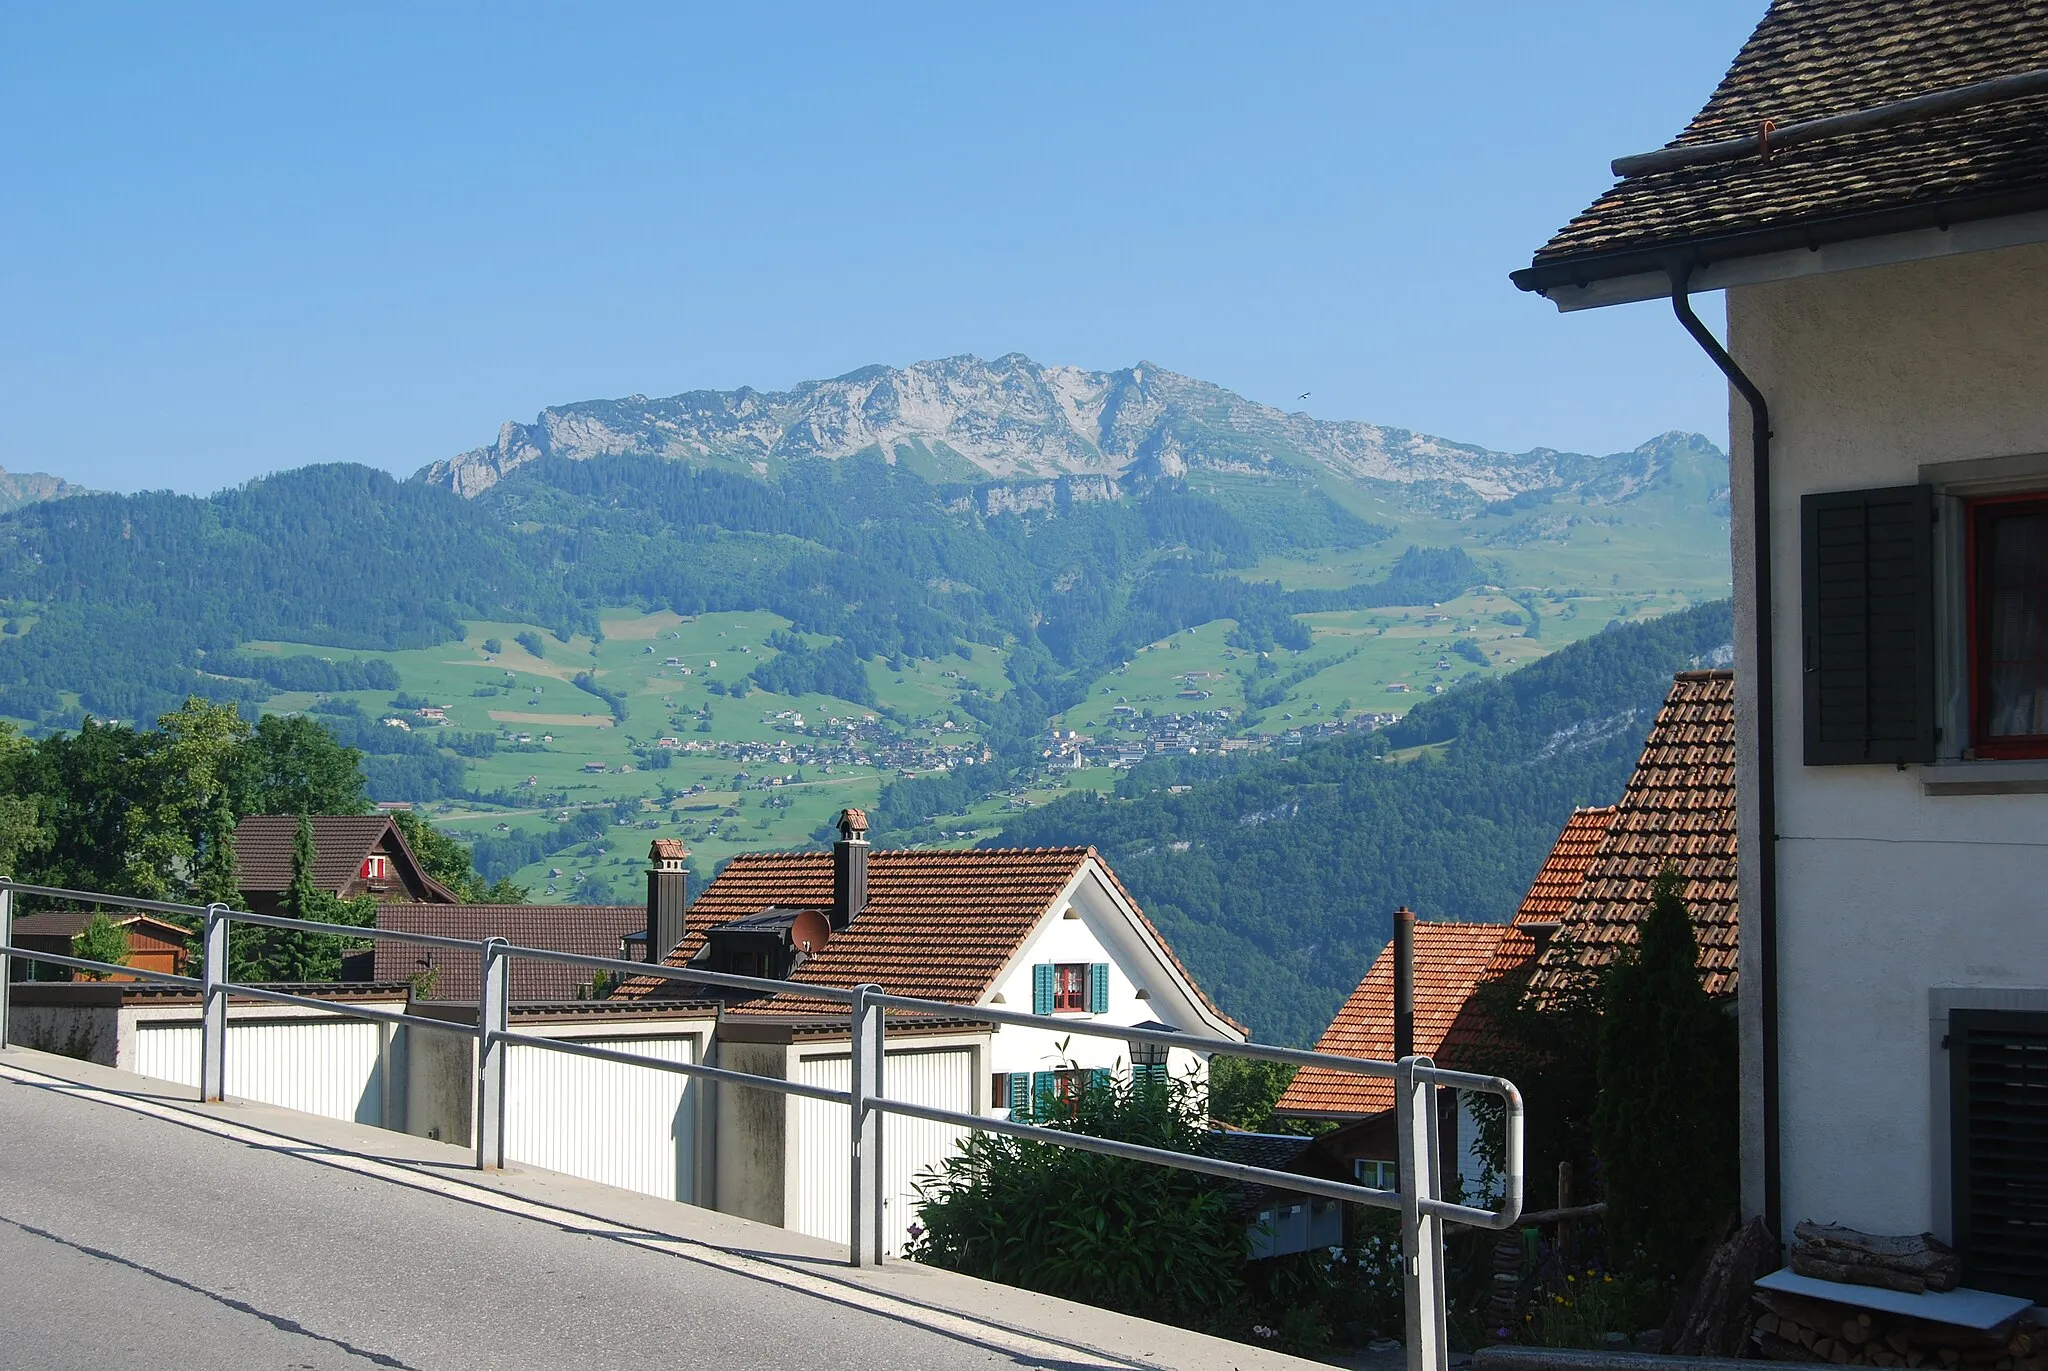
xmin=907 ymin=1071 xmax=1248 ymax=1330
xmin=1591 ymin=866 xmax=1738 ymax=1280
xmin=70 ymin=912 xmax=131 ymax=979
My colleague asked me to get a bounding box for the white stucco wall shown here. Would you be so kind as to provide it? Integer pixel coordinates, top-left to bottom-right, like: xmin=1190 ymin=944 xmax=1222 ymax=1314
xmin=981 ymin=867 xmax=1228 ymax=1105
xmin=1726 ymin=238 xmax=2048 ymax=1242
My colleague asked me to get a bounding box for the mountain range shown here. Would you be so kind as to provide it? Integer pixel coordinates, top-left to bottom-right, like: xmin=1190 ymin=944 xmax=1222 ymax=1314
xmin=419 ymin=353 xmax=1725 ymax=513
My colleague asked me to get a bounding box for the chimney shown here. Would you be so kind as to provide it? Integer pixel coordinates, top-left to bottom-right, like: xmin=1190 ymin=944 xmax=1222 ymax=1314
xmin=831 ymin=808 xmax=868 ymax=931
xmin=645 ymin=839 xmax=690 ymax=963
xmin=1392 ymin=906 xmax=1416 ymax=1061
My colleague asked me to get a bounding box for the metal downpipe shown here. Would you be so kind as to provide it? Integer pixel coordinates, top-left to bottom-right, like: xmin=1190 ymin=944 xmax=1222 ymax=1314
xmin=1666 ymin=263 xmax=1782 ymax=1240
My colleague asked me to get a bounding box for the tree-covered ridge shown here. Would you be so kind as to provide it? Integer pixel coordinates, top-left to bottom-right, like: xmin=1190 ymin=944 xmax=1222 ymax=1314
xmin=0 ymin=449 xmax=1417 ymax=744
xmin=990 ymin=600 xmax=1734 ymax=1044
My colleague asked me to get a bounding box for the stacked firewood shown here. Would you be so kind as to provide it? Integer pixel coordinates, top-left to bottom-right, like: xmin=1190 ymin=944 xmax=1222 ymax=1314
xmin=1791 ymin=1223 xmax=1962 ymax=1295
xmin=1751 ymin=1286 xmax=2041 ymax=1371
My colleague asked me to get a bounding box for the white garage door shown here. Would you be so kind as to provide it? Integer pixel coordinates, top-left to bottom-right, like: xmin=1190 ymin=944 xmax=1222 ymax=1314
xmin=132 ymin=1019 xmax=389 ymax=1126
xmin=791 ymin=1046 xmax=973 ymax=1254
xmin=504 ymin=1035 xmax=698 ymax=1204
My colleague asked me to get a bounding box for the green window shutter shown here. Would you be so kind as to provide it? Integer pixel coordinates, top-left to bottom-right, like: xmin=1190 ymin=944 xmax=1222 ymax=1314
xmin=1031 ymin=1070 xmax=1055 ymax=1119
xmin=1090 ymin=1067 xmax=1111 ymax=1095
xmin=1089 ymin=962 xmax=1110 ymax=1014
xmin=1949 ymin=1010 xmax=2048 ymax=1299
xmin=1801 ymin=485 xmax=1937 ymax=765
xmin=1008 ymin=1072 xmax=1030 ymax=1119
xmin=1032 ymin=963 xmax=1055 ymax=1015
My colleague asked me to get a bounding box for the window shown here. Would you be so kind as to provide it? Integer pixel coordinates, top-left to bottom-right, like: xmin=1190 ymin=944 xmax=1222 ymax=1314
xmin=1354 ymin=1158 xmax=1397 ymax=1190
xmin=1052 ymin=963 xmax=1088 ymax=1012
xmin=1968 ymin=497 xmax=2048 ymax=758
xmin=360 ymin=854 xmax=391 ymax=881
xmin=1949 ymin=1010 xmax=2048 ymax=1301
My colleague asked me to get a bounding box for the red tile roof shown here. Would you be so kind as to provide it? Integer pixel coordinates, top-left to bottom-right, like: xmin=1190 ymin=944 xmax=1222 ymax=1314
xmin=1514 ymin=807 xmax=1616 ymax=924
xmin=617 ymin=845 xmax=1239 ymax=1031
xmin=375 ymin=903 xmax=647 ymax=1003
xmin=1528 ymin=671 xmax=1739 ymax=1002
xmin=1271 ymin=669 xmax=1738 ymax=1122
xmin=234 ymin=815 xmax=458 ymax=903
xmin=1274 ymin=921 xmax=1522 ymax=1118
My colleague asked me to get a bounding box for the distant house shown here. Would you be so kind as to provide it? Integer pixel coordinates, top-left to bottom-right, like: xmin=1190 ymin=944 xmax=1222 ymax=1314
xmin=620 ymin=808 xmax=1243 ymax=1122
xmin=233 ymin=815 xmax=460 ymax=918
xmin=9 ymin=911 xmax=195 ymax=982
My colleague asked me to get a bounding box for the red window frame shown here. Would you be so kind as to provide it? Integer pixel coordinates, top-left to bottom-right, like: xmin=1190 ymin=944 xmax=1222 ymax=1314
xmin=1052 ymin=963 xmax=1088 ymax=1012
xmin=1050 ymin=1068 xmax=1087 ymax=1112
xmin=360 ymin=854 xmax=391 ymax=880
xmin=1966 ymin=494 xmax=2048 ymax=759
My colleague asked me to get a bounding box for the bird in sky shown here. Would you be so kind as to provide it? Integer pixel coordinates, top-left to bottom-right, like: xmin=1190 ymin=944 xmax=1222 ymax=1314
xmin=1298 ymin=391 xmax=1311 ymax=400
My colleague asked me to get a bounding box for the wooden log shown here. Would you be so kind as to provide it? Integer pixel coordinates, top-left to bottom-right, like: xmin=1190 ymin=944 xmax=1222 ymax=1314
xmin=1793 ymin=1251 xmax=1930 ymax=1295
xmin=1760 ymin=1331 xmax=1827 ymax=1363
xmin=1793 ymin=1223 xmax=1961 ymax=1292
xmin=1666 ymin=1216 xmax=1783 ymax=1358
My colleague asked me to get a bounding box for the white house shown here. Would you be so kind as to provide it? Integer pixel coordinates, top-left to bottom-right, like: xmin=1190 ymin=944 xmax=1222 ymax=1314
xmin=620 ymin=809 xmax=1243 ymax=1111
xmin=1516 ymin=0 xmax=2048 ymax=1301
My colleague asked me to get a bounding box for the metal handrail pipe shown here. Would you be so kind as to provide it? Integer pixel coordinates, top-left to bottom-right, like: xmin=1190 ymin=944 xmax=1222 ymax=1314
xmin=493 ymin=943 xmax=855 ymax=1002
xmin=1412 ymin=1064 xmax=1520 ymax=1094
xmin=0 ymin=881 xmax=210 ymax=919
xmin=0 ymin=945 xmax=202 ymax=989
xmin=223 ymin=909 xmax=485 ymax=951
xmin=866 ymin=991 xmax=1404 ymax=1078
xmin=871 ymin=1094 xmax=1405 ymax=1211
xmin=218 ymin=982 xmax=478 ymax=1036
xmin=490 ymin=1029 xmax=853 ymax=1105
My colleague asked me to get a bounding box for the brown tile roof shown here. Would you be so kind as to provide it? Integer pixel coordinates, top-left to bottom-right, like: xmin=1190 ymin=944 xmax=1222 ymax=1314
xmin=1517 ymin=1 xmax=2048 ymax=289
xmin=617 ymin=846 xmax=1240 ymax=1031
xmin=1274 ymin=921 xmax=1522 ymax=1119
xmin=374 ymin=903 xmax=647 ymax=1003
xmin=1527 ymin=670 xmax=1739 ymax=1002
xmin=234 ymin=815 xmax=457 ymax=903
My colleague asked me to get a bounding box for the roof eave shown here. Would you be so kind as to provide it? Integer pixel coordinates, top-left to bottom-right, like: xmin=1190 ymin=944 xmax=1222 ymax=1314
xmin=1513 ymin=187 xmax=2048 ymax=312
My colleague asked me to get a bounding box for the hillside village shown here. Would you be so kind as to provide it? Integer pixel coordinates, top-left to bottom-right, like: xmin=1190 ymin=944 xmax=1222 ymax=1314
xmin=4 ymin=3 xmax=2047 ymax=1369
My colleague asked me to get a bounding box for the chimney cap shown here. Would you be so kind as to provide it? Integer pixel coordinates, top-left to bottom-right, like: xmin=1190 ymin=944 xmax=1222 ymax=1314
xmin=650 ymin=838 xmax=690 ymax=865
xmin=837 ymin=808 xmax=869 ymax=839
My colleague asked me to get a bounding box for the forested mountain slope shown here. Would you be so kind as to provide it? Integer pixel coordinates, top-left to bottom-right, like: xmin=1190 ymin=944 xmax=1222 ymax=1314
xmin=992 ymin=600 xmax=1735 ymax=1044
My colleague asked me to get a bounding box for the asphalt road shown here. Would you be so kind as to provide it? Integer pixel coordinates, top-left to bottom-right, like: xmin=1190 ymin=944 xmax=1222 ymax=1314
xmin=0 ymin=1072 xmax=1076 ymax=1371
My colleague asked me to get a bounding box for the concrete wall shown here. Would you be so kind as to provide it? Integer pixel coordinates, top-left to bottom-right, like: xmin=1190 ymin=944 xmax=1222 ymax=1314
xmin=713 ymin=1040 xmax=789 ymax=1228
xmin=7 ymin=1002 xmax=121 ymax=1066
xmin=1726 ymin=239 xmax=2048 ymax=1241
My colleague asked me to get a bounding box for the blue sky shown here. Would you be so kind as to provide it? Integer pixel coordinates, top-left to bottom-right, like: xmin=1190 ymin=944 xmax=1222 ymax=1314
xmin=1 ymin=2 xmax=1766 ymax=494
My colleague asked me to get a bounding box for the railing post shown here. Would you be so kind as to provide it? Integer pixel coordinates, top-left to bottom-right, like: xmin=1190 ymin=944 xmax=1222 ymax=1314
xmin=0 ymin=882 xmax=13 ymax=1050
xmin=1398 ymin=1055 xmax=1448 ymax=1371
xmin=476 ymin=937 xmax=507 ymax=1170
xmin=848 ymin=982 xmax=885 ymax=1266
xmin=200 ymin=904 xmax=229 ymax=1102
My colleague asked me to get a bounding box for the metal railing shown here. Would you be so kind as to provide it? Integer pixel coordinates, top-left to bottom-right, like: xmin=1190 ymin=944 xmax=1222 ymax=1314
xmin=0 ymin=879 xmax=1522 ymax=1371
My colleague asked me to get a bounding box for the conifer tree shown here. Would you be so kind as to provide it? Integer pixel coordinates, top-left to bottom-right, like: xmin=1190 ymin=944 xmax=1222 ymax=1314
xmin=1591 ymin=866 xmax=1738 ymax=1280
xmin=193 ymin=792 xmax=242 ymax=910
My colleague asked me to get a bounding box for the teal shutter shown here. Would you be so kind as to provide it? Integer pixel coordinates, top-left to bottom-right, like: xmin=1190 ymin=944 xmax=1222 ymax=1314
xmin=1031 ymin=1070 xmax=1055 ymax=1119
xmin=1008 ymin=1071 xmax=1030 ymax=1119
xmin=1032 ymin=963 xmax=1055 ymax=1015
xmin=1089 ymin=963 xmax=1110 ymax=1013
xmin=1089 ymin=1067 xmax=1111 ymax=1097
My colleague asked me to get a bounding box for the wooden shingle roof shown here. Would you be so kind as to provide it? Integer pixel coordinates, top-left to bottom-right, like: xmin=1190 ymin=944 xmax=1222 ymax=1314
xmin=1527 ymin=670 xmax=1739 ymax=1001
xmin=1518 ymin=0 xmax=2048 ymax=291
